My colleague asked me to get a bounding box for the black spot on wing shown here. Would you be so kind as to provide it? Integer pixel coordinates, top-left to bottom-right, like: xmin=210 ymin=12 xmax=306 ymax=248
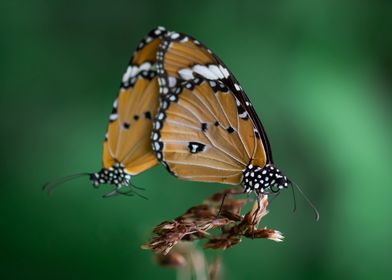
xmin=188 ymin=142 xmax=205 ymax=154
xmin=133 ymin=115 xmax=139 ymax=120
xmin=144 ymin=111 xmax=152 ymax=119
xmin=123 ymin=122 xmax=130 ymax=129
xmin=227 ymin=126 xmax=235 ymax=133
xmin=201 ymin=123 xmax=208 ymax=132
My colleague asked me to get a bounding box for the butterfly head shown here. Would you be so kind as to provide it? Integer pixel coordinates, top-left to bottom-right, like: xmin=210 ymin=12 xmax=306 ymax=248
xmin=243 ymin=164 xmax=290 ymax=194
xmin=90 ymin=162 xmax=131 ymax=188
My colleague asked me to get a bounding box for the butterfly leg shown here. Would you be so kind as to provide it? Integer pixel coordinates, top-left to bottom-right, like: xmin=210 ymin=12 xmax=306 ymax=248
xmin=129 ymin=177 xmax=146 ymax=191
xmin=102 ymin=185 xmax=123 ymax=198
xmin=102 ymin=189 xmax=118 ymax=198
xmin=103 ymin=184 xmax=136 ymax=198
xmin=248 ymin=194 xmax=263 ymax=239
xmin=119 ymin=188 xmax=148 ymax=200
xmin=217 ymin=192 xmax=229 ymax=217
xmin=217 ymin=188 xmax=245 ymax=217
xmin=251 ymin=195 xmax=261 ymax=225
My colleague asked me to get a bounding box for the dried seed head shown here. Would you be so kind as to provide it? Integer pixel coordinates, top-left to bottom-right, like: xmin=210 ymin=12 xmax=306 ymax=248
xmin=143 ymin=188 xmax=283 ymax=256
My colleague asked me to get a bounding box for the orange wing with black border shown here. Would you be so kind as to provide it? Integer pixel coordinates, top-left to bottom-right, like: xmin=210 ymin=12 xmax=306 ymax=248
xmin=91 ymin=27 xmax=167 ymax=189
xmin=152 ymin=31 xmax=276 ymax=189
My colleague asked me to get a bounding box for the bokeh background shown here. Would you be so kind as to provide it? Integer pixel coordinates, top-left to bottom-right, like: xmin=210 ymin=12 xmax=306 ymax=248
xmin=1 ymin=0 xmax=392 ymax=279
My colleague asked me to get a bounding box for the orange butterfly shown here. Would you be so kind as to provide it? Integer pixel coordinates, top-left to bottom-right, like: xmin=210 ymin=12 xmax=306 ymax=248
xmin=152 ymin=30 xmax=319 ymax=219
xmin=44 ymin=27 xmax=167 ymax=197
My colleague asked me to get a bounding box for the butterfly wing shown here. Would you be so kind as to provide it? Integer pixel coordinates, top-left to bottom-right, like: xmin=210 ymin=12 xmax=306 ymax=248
xmin=152 ymin=31 xmax=271 ymax=184
xmin=102 ymin=27 xmax=166 ymax=175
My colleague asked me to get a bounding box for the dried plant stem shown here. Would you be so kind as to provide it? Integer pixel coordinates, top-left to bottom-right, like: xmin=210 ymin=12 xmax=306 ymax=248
xmin=170 ymin=242 xmax=207 ymax=280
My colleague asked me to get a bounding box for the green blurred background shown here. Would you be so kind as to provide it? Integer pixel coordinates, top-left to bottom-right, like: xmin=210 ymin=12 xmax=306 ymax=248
xmin=1 ymin=0 xmax=392 ymax=279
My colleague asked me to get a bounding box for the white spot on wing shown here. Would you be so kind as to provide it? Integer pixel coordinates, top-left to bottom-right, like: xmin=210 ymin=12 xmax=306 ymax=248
xmin=178 ymin=68 xmax=194 ymax=80
xmin=122 ymin=66 xmax=133 ymax=83
xmin=139 ymin=62 xmax=151 ymax=71
xmin=168 ymin=76 xmax=177 ymax=87
xmin=239 ymin=112 xmax=248 ymax=118
xmin=193 ymin=65 xmax=218 ymax=80
xmin=170 ymin=32 xmax=180 ymax=39
xmin=191 ymin=144 xmax=198 ymax=153
xmin=122 ymin=63 xmax=152 ymax=83
xmin=208 ymin=65 xmax=224 ymax=79
xmin=219 ymin=65 xmax=230 ymax=78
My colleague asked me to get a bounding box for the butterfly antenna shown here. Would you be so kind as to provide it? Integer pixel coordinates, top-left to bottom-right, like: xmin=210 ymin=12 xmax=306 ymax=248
xmin=291 ymin=181 xmax=320 ymax=221
xmin=43 ymin=173 xmax=90 ymax=194
xmin=129 ymin=189 xmax=148 ymax=200
xmin=102 ymin=188 xmax=121 ymax=198
xmin=130 ymin=182 xmax=148 ymax=199
xmin=129 ymin=181 xmax=146 ymax=191
xmin=115 ymin=189 xmax=148 ymax=200
xmin=103 ymin=184 xmax=148 ymax=200
xmin=291 ymin=182 xmax=297 ymax=213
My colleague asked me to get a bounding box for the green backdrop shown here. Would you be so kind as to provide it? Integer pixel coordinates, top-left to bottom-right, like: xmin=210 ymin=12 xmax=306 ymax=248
xmin=1 ymin=0 xmax=392 ymax=279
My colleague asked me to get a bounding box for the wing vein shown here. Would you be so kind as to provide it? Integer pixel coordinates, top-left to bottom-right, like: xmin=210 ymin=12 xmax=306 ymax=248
xmin=173 ymin=99 xmax=245 ymax=166
xmin=165 ymin=160 xmax=240 ymax=172
xmin=212 ymin=89 xmax=250 ymax=159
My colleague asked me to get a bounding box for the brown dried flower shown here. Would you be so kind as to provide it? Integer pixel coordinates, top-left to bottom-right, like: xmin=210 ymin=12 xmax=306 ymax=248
xmin=142 ymin=188 xmax=283 ymax=255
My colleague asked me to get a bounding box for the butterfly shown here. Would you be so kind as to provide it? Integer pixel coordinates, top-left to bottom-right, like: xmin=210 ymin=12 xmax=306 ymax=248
xmin=152 ymin=29 xmax=319 ymax=219
xmin=44 ymin=26 xmax=167 ymax=197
